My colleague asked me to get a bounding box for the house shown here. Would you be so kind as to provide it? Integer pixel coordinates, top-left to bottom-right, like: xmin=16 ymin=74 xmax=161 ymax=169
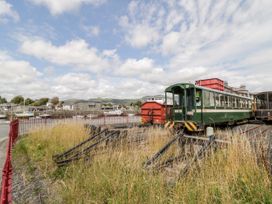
xmin=62 ymin=100 xmax=80 ymax=111
xmin=142 ymin=95 xmax=165 ymax=104
xmin=0 ymin=103 xmax=17 ymax=112
xmin=73 ymin=102 xmax=102 ymax=111
xmin=62 ymin=100 xmax=102 ymax=111
xmin=46 ymin=102 xmax=54 ymax=109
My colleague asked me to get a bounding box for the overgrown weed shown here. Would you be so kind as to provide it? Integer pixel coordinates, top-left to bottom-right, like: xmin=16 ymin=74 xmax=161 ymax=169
xmin=14 ymin=124 xmax=272 ymax=203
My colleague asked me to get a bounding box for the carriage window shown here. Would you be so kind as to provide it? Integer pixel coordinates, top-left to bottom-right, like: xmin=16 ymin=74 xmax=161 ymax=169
xmin=230 ymin=97 xmax=234 ymax=108
xmin=245 ymin=100 xmax=249 ymax=109
xmin=233 ymin=97 xmax=237 ymax=108
xmin=248 ymin=100 xmax=252 ymax=109
xmin=166 ymin=92 xmax=173 ymax=105
xmin=269 ymin=93 xmax=272 ymax=109
xmin=238 ymin=98 xmax=240 ymax=108
xmin=174 ymin=94 xmax=180 ymax=106
xmin=242 ymin=99 xmax=246 ymax=109
xmin=215 ymin=93 xmax=220 ymax=107
xmin=240 ymin=99 xmax=244 ymax=109
xmin=257 ymin=94 xmax=266 ymax=109
xmin=203 ymin=91 xmax=215 ymax=108
xmin=195 ymin=89 xmax=202 ymax=107
xmin=256 ymin=98 xmax=262 ymax=109
xmin=225 ymin=96 xmax=230 ymax=108
xmin=222 ymin=96 xmax=224 ymax=107
xmin=203 ymin=91 xmax=209 ymax=107
xmin=210 ymin=92 xmax=215 ymax=107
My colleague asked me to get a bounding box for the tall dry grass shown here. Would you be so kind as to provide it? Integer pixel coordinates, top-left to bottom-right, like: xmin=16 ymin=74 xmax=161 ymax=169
xmin=13 ymin=123 xmax=272 ymax=203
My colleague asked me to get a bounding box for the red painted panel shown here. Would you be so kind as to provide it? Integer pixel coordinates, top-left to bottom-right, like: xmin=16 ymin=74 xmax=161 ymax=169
xmin=196 ymin=78 xmax=224 ymax=91
xmin=141 ymin=102 xmax=166 ymax=125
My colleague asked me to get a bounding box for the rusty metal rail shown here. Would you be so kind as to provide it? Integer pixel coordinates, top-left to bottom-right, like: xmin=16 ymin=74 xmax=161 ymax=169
xmin=144 ymin=131 xmax=184 ymax=168
xmin=178 ymin=136 xmax=216 ymax=180
xmin=239 ymin=125 xmax=263 ymax=135
xmin=53 ymin=128 xmax=108 ymax=162
xmin=54 ymin=130 xmax=122 ymax=167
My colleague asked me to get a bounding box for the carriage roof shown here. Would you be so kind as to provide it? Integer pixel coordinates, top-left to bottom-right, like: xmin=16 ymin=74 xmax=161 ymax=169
xmin=165 ymin=83 xmax=252 ymax=100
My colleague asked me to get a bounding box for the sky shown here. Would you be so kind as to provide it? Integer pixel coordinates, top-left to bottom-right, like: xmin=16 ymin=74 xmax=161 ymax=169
xmin=0 ymin=0 xmax=272 ymax=100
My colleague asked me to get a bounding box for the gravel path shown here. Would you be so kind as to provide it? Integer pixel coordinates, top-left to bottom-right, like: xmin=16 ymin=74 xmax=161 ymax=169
xmin=12 ymin=150 xmax=50 ymax=203
xmin=0 ymin=122 xmax=9 ymax=180
xmin=0 ymin=137 xmax=8 ymax=172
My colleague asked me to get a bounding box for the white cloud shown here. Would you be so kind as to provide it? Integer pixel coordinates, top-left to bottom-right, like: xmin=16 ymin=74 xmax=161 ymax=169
xmin=0 ymin=0 xmax=19 ymax=23
xmin=0 ymin=51 xmax=164 ymax=100
xmin=0 ymin=52 xmax=40 ymax=84
xmin=118 ymin=58 xmax=158 ymax=76
xmin=3 ymin=0 xmax=272 ymax=100
xmin=52 ymin=74 xmax=164 ymax=99
xmin=119 ymin=1 xmax=162 ymax=48
xmin=20 ymin=38 xmax=113 ymax=73
xmin=126 ymin=25 xmax=159 ymax=48
xmin=120 ymin=0 xmax=272 ymax=92
xmin=161 ymin=32 xmax=180 ymax=55
xmin=28 ymin=0 xmax=107 ymax=15
xmin=52 ymin=73 xmax=96 ymax=98
xmin=117 ymin=57 xmax=166 ymax=84
xmin=0 ymin=52 xmax=48 ymax=99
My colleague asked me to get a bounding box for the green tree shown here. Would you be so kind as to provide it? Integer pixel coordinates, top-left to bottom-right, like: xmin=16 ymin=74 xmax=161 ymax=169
xmin=11 ymin=95 xmax=24 ymax=105
xmin=25 ymin=98 xmax=34 ymax=105
xmin=32 ymin=98 xmax=49 ymax=106
xmin=135 ymin=100 xmax=142 ymax=107
xmin=51 ymin=97 xmax=59 ymax=106
xmin=0 ymin=96 xmax=7 ymax=104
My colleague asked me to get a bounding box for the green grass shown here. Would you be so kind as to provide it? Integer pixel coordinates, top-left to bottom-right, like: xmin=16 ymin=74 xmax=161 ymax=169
xmin=13 ymin=124 xmax=272 ymax=203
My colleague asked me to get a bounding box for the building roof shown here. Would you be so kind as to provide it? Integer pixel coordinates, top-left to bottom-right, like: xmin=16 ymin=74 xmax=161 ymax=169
xmin=0 ymin=103 xmax=17 ymax=107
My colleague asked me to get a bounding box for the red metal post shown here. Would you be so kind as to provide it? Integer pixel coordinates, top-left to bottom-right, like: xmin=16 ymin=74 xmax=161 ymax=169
xmin=1 ymin=119 xmax=19 ymax=204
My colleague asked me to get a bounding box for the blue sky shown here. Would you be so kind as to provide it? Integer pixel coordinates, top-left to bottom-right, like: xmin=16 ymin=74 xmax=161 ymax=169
xmin=0 ymin=0 xmax=272 ymax=100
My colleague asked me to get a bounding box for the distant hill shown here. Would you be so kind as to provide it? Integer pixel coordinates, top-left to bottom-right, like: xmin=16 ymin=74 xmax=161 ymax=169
xmin=88 ymin=98 xmax=140 ymax=105
xmin=62 ymin=98 xmax=141 ymax=105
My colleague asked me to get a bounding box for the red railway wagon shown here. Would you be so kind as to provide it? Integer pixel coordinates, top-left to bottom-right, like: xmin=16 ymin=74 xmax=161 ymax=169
xmin=195 ymin=78 xmax=224 ymax=91
xmin=141 ymin=102 xmax=167 ymax=125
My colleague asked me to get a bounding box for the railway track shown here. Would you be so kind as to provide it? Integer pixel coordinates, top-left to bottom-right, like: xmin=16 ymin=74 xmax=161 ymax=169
xmin=53 ymin=126 xmax=149 ymax=167
xmin=145 ymin=123 xmax=272 ymax=184
xmin=233 ymin=123 xmax=272 ymax=138
xmin=52 ymin=123 xmax=272 ymax=183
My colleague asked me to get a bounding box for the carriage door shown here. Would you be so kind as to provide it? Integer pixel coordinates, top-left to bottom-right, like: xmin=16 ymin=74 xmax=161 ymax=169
xmin=173 ymin=88 xmax=185 ymax=121
xmin=186 ymin=88 xmax=194 ymax=120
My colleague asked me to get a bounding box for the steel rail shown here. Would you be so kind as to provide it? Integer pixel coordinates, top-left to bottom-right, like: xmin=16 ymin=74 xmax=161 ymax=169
xmin=53 ymin=129 xmax=108 ymax=161
xmin=55 ymin=131 xmax=120 ymax=166
xmin=239 ymin=125 xmax=263 ymax=135
xmin=144 ymin=132 xmax=184 ymax=168
xmin=178 ymin=136 xmax=216 ymax=180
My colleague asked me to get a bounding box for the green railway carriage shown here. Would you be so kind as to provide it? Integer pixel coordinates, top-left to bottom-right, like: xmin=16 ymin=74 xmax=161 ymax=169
xmin=165 ymin=83 xmax=253 ymax=131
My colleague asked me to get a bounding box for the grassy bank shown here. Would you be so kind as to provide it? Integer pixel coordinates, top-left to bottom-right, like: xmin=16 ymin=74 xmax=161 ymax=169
xmin=13 ymin=124 xmax=272 ymax=203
